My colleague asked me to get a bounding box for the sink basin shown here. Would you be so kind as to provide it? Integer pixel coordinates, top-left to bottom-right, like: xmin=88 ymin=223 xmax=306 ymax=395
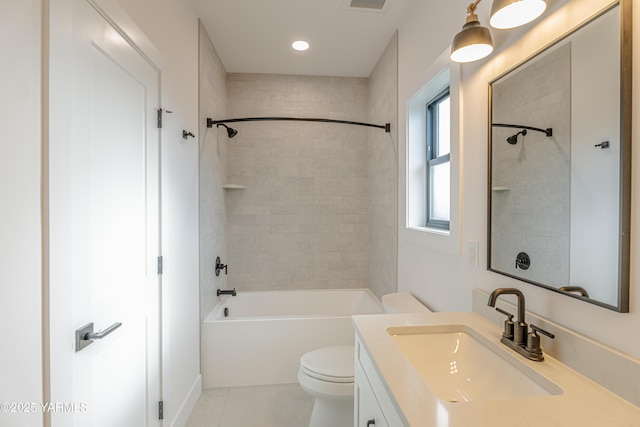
xmin=387 ymin=324 xmax=563 ymax=403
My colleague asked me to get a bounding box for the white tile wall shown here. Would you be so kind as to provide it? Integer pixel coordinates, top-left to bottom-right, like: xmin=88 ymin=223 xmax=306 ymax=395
xmin=226 ymin=73 xmax=371 ymax=291
xmin=200 ymin=38 xmax=399 ymax=295
xmin=199 ymin=23 xmax=229 ymax=321
xmin=368 ymin=33 xmax=398 ymax=299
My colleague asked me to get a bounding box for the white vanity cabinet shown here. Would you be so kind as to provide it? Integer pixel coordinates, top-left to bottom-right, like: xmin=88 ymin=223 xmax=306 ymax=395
xmin=355 ymin=363 xmax=387 ymax=427
xmin=354 ymin=335 xmax=406 ymax=427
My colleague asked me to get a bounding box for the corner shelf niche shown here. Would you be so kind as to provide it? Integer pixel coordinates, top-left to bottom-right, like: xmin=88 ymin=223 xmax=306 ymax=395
xmin=223 ymin=184 xmax=247 ymax=190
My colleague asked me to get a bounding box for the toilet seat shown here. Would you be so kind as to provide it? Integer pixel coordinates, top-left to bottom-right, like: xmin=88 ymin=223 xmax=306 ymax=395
xmin=299 ymin=346 xmax=354 ymax=383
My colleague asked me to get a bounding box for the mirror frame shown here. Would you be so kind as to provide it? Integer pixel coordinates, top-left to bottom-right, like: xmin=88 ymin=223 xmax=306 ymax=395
xmin=487 ymin=0 xmax=632 ymax=312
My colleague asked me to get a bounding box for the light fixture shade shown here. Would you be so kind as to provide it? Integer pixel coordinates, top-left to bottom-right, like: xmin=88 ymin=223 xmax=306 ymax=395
xmin=490 ymin=0 xmax=546 ymax=29
xmin=450 ymin=16 xmax=494 ymax=63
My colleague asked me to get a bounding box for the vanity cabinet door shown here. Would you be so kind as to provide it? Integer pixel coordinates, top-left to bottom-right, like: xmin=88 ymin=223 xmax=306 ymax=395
xmin=355 ymin=363 xmax=388 ymax=427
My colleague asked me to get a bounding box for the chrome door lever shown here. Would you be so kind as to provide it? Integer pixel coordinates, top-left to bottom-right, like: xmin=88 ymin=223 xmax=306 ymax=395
xmin=85 ymin=322 xmax=122 ymax=340
xmin=75 ymin=322 xmax=122 ymax=352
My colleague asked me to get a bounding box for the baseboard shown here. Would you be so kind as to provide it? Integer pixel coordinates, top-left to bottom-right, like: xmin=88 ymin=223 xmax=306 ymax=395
xmin=170 ymin=374 xmax=202 ymax=427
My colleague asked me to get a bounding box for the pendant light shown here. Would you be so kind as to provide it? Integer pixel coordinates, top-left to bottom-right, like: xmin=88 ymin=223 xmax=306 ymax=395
xmin=450 ymin=1 xmax=493 ymax=63
xmin=490 ymin=0 xmax=547 ymax=29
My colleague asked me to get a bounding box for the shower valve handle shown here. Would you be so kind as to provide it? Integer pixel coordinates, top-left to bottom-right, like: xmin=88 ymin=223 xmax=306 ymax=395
xmin=215 ymin=256 xmax=228 ymax=276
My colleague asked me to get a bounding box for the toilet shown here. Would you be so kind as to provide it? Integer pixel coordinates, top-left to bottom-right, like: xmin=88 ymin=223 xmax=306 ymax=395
xmin=297 ymin=292 xmax=431 ymax=427
xmin=298 ymin=346 xmax=355 ymax=427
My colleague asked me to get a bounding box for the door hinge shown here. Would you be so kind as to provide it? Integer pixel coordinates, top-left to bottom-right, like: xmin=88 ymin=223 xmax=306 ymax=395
xmin=157 ymin=256 xmax=163 ymax=275
xmin=156 ymin=108 xmax=172 ymax=129
xmin=158 ymin=401 xmax=164 ymax=420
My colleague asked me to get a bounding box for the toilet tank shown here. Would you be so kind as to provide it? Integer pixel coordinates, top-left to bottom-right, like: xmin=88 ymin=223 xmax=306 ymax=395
xmin=382 ymin=292 xmax=432 ymax=314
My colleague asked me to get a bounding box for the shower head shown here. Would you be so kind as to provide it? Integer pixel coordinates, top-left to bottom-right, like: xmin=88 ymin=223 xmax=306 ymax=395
xmin=507 ymin=129 xmax=527 ymax=145
xmin=217 ymin=123 xmax=238 ymax=139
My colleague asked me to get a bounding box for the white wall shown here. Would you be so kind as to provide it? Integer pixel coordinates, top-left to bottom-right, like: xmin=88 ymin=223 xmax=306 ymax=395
xmin=398 ymin=0 xmax=640 ymax=359
xmin=115 ymin=0 xmax=202 ymax=424
xmin=0 ymin=1 xmax=44 ymax=426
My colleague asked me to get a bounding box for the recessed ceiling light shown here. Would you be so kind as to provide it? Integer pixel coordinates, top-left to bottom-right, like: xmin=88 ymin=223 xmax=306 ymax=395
xmin=292 ymin=40 xmax=309 ymax=51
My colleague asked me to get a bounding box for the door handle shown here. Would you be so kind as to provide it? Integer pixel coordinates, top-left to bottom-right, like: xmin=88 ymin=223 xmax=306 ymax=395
xmin=85 ymin=322 xmax=122 ymax=340
xmin=75 ymin=322 xmax=122 ymax=352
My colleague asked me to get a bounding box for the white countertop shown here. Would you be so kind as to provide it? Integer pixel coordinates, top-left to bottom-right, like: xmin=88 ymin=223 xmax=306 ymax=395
xmin=353 ymin=312 xmax=640 ymax=427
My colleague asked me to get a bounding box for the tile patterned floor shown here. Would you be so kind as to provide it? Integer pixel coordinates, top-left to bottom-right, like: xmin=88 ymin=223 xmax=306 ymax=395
xmin=185 ymin=384 xmax=314 ymax=427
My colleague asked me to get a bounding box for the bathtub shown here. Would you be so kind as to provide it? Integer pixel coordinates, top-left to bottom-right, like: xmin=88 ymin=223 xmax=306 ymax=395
xmin=202 ymin=288 xmax=383 ymax=388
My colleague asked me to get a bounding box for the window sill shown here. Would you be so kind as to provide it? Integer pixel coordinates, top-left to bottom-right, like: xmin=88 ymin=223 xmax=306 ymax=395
xmin=407 ymin=226 xmax=450 ymax=237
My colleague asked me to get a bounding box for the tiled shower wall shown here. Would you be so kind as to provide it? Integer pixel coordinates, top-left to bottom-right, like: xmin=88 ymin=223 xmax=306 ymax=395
xmin=199 ymin=34 xmax=399 ymax=296
xmin=225 ymin=74 xmax=371 ymax=291
xmin=199 ymin=23 xmax=229 ymax=321
xmin=368 ymin=33 xmax=398 ymax=298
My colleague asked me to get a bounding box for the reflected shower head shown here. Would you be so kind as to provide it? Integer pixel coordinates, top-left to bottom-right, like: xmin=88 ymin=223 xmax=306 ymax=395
xmin=217 ymin=123 xmax=238 ymax=139
xmin=507 ymin=129 xmax=527 ymax=145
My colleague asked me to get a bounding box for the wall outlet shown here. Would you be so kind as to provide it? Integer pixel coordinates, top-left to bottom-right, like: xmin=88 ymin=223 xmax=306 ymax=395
xmin=466 ymin=240 xmax=479 ymax=269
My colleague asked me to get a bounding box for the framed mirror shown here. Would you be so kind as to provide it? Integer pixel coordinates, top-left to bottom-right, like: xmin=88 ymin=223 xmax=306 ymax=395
xmin=488 ymin=1 xmax=632 ymax=312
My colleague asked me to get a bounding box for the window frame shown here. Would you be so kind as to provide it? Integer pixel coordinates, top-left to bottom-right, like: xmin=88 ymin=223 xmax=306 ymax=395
xmin=425 ymin=87 xmax=451 ymax=230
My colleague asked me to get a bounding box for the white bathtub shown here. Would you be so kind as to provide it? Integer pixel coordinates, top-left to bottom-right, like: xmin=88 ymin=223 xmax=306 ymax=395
xmin=202 ymin=288 xmax=383 ymax=388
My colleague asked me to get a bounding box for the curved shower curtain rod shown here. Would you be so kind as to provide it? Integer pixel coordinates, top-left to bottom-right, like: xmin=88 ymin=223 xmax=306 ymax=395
xmin=492 ymin=123 xmax=553 ymax=137
xmin=206 ymin=117 xmax=391 ymax=134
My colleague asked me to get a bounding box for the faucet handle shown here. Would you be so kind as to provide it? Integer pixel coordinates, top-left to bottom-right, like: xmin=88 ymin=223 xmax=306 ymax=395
xmin=495 ymin=307 xmax=513 ymax=319
xmin=215 ymin=256 xmax=228 ymax=276
xmin=526 ymin=324 xmax=555 ymax=356
xmin=530 ymin=324 xmax=555 ymax=339
xmin=495 ymin=307 xmax=515 ymax=341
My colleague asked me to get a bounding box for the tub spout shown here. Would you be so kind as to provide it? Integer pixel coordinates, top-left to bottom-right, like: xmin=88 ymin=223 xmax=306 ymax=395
xmin=217 ymin=288 xmax=237 ymax=297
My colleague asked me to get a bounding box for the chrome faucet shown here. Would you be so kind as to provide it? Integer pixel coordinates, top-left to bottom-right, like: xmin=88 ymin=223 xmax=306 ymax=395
xmin=488 ymin=288 xmax=554 ymax=361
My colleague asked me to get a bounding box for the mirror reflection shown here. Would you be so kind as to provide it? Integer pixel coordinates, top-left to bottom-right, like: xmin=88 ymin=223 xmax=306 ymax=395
xmin=488 ymin=3 xmax=630 ymax=311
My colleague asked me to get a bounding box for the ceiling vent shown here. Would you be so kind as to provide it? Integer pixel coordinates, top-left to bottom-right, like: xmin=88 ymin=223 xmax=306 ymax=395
xmin=343 ymin=0 xmax=392 ymax=12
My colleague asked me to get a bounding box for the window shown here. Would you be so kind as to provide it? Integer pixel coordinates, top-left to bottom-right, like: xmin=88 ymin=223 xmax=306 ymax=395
xmin=426 ymin=89 xmax=450 ymax=230
xmin=406 ymin=58 xmax=459 ymax=253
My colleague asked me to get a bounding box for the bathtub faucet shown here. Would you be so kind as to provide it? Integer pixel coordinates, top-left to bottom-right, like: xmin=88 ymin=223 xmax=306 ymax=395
xmin=217 ymin=288 xmax=237 ymax=297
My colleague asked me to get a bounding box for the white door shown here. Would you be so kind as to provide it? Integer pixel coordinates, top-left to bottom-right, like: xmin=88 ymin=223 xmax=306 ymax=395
xmin=50 ymin=0 xmax=161 ymax=425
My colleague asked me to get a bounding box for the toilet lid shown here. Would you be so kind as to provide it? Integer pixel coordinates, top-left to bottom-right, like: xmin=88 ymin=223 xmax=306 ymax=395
xmin=300 ymin=346 xmax=354 ymax=383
